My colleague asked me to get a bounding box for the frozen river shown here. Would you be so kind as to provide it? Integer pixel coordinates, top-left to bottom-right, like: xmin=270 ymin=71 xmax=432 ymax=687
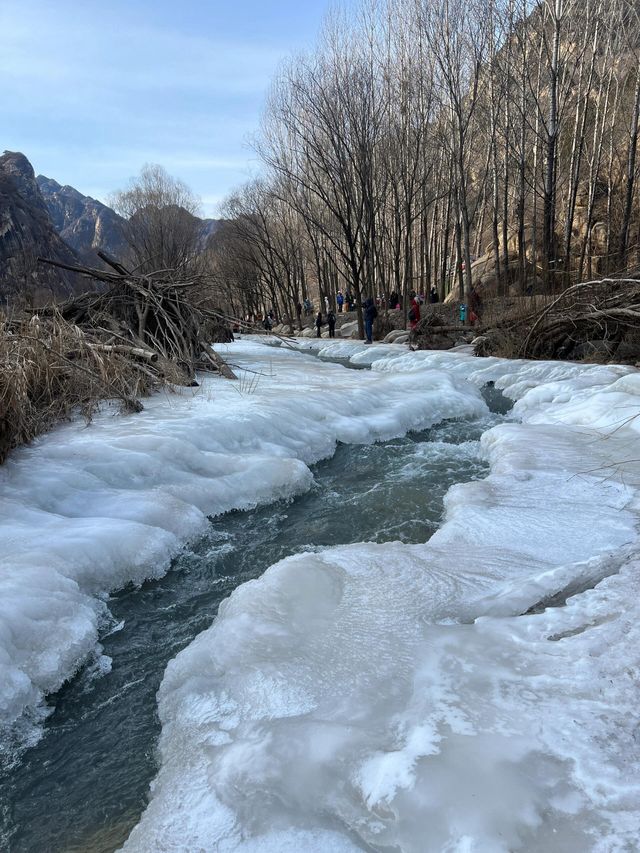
xmin=0 ymin=414 xmax=495 ymax=852
xmin=1 ymin=339 xmax=640 ymax=851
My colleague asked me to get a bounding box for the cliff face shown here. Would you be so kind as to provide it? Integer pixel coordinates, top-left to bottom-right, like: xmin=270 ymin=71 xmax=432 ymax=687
xmin=36 ymin=175 xmax=128 ymax=263
xmin=0 ymin=151 xmax=83 ymax=304
xmin=37 ymin=175 xmax=221 ymax=259
xmin=0 ymin=152 xmax=223 ymax=306
xmin=198 ymin=218 xmax=221 ymax=250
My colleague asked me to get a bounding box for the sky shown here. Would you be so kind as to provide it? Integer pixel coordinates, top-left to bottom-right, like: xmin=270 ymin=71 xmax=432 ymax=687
xmin=0 ymin=0 xmax=333 ymax=216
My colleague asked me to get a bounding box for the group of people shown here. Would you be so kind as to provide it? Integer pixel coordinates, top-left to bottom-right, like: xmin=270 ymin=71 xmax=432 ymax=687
xmin=335 ymin=291 xmax=356 ymax=312
xmin=314 ymin=297 xmax=380 ymax=341
xmin=261 ymin=281 xmax=480 ymax=342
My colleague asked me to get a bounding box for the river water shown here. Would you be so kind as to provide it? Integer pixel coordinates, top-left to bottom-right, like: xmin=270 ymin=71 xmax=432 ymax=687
xmin=0 ymin=398 xmax=505 ymax=852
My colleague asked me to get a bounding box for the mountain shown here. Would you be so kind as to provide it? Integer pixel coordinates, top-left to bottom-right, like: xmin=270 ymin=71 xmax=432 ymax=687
xmin=36 ymin=175 xmax=128 ymax=263
xmin=38 ymin=176 xmax=221 ymax=260
xmin=0 ymin=151 xmax=83 ymax=304
xmin=198 ymin=217 xmax=221 ymax=249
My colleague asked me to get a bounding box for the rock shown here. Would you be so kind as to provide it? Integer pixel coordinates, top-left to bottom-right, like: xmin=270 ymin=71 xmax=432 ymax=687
xmin=301 ymin=328 xmax=316 ymax=338
xmin=384 ymin=329 xmax=409 ymax=343
xmin=37 ymin=175 xmax=128 ymax=263
xmin=339 ymin=321 xmax=358 ymax=338
xmin=391 ymin=333 xmax=410 ymax=344
xmin=0 ymin=151 xmax=85 ymax=304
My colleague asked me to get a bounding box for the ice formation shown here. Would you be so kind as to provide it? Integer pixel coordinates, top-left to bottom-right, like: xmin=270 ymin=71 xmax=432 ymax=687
xmin=0 ymin=342 xmax=485 ymax=732
xmin=121 ymin=340 xmax=640 ymax=852
xmin=3 ymin=334 xmax=640 ymax=850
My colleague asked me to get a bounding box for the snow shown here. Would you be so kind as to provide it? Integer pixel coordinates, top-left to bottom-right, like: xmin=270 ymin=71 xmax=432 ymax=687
xmin=0 ymin=341 xmax=486 ymax=733
xmin=121 ymin=341 xmax=640 ymax=852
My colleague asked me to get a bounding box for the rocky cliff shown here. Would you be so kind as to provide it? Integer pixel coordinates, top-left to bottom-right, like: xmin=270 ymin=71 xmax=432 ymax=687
xmin=38 ymin=175 xmax=221 ymax=259
xmin=0 ymin=151 xmax=83 ymax=304
xmin=36 ymin=175 xmax=128 ymax=263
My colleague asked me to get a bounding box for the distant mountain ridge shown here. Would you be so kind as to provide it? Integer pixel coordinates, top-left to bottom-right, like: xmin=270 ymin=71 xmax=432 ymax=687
xmin=0 ymin=151 xmax=83 ymax=303
xmin=0 ymin=152 xmax=223 ymax=305
xmin=36 ymin=175 xmax=128 ymax=264
xmin=37 ymin=174 xmax=222 ymax=261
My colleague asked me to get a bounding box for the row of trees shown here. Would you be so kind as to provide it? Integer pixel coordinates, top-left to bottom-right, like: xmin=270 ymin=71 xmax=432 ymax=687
xmin=208 ymin=0 xmax=640 ymax=332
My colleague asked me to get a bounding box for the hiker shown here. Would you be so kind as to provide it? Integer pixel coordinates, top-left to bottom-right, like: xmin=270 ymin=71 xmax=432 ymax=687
xmin=263 ymin=315 xmax=272 ymax=331
xmin=324 ymin=296 xmax=330 ymax=314
xmin=327 ymin=310 xmax=336 ymax=337
xmin=345 ymin=292 xmax=353 ymax=311
xmin=337 ymin=291 xmax=344 ymax=313
xmin=303 ymin=298 xmax=312 ymax=316
xmin=408 ymin=296 xmax=421 ymax=330
xmin=429 ymin=286 xmax=439 ymax=303
xmin=469 ymin=286 xmax=482 ymax=320
xmin=364 ymin=298 xmax=378 ymax=343
xmin=315 ymin=311 xmax=323 ymax=338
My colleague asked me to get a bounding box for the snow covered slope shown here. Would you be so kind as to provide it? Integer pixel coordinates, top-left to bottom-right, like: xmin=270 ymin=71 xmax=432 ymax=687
xmin=122 ymin=342 xmax=640 ymax=852
xmin=0 ymin=342 xmax=486 ymax=735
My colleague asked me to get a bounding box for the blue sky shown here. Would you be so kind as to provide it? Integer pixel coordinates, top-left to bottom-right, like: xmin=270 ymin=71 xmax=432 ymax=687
xmin=0 ymin=0 xmax=334 ymax=216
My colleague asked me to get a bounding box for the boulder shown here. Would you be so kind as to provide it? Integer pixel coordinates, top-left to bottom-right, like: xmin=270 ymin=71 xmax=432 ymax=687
xmin=384 ymin=328 xmax=409 ymax=343
xmin=391 ymin=333 xmax=410 ymax=344
xmin=339 ymin=321 xmax=359 ymax=338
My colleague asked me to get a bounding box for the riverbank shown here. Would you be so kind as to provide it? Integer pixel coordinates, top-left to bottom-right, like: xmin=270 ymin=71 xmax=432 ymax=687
xmin=124 ymin=339 xmax=640 ymax=852
xmin=0 ymin=342 xmax=486 ymax=740
xmin=2 ymin=340 xmax=640 ymax=850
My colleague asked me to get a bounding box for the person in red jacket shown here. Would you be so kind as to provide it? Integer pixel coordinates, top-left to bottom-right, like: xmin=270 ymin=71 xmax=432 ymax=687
xmin=409 ymin=296 xmax=421 ymax=330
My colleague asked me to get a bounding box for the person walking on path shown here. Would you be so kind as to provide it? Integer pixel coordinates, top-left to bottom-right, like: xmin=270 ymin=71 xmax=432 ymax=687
xmin=324 ymin=296 xmax=330 ymax=314
xmin=327 ymin=310 xmax=336 ymax=337
xmin=408 ymin=296 xmax=421 ymax=330
xmin=364 ymin=298 xmax=378 ymax=343
xmin=336 ymin=291 xmax=344 ymax=313
xmin=315 ymin=311 xmax=323 ymax=338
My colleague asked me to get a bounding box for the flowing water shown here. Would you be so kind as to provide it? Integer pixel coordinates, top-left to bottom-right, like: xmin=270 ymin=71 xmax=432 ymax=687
xmin=0 ymin=403 xmax=506 ymax=853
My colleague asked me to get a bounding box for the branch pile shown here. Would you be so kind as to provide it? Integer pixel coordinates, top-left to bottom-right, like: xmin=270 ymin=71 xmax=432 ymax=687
xmin=475 ymin=278 xmax=640 ymax=363
xmin=0 ymin=254 xmax=235 ymax=462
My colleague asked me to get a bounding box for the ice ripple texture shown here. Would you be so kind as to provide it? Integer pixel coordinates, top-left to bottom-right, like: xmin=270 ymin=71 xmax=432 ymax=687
xmin=0 ymin=342 xmax=487 ymax=735
xmin=122 ymin=342 xmax=640 ymax=852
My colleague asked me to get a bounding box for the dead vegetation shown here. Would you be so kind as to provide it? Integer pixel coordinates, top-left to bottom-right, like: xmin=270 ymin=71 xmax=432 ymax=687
xmin=476 ymin=278 xmax=640 ymax=362
xmin=0 ymin=253 xmax=235 ymax=463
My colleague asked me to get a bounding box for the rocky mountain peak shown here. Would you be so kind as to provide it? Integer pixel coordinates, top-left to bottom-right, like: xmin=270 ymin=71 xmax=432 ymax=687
xmin=36 ymin=174 xmax=128 ymax=263
xmin=0 ymin=152 xmax=82 ymax=304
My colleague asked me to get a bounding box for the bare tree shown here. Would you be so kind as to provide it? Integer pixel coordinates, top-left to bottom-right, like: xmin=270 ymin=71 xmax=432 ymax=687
xmin=110 ymin=164 xmax=203 ymax=275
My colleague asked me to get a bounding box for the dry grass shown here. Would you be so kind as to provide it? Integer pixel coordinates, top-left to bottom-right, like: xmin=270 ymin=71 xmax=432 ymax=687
xmin=0 ymin=311 xmax=157 ymax=463
xmin=0 ymin=256 xmax=238 ymax=463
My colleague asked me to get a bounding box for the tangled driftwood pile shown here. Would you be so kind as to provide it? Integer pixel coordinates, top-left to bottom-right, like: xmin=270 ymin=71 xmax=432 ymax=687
xmin=36 ymin=253 xmax=236 ymax=377
xmin=517 ymin=278 xmax=640 ymax=360
xmin=0 ymin=253 xmax=236 ymax=462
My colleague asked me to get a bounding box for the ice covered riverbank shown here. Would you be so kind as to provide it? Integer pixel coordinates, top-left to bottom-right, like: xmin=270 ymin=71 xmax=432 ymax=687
xmin=2 ymin=339 xmax=640 ymax=851
xmin=121 ymin=340 xmax=640 ymax=852
xmin=0 ymin=342 xmax=486 ymax=738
